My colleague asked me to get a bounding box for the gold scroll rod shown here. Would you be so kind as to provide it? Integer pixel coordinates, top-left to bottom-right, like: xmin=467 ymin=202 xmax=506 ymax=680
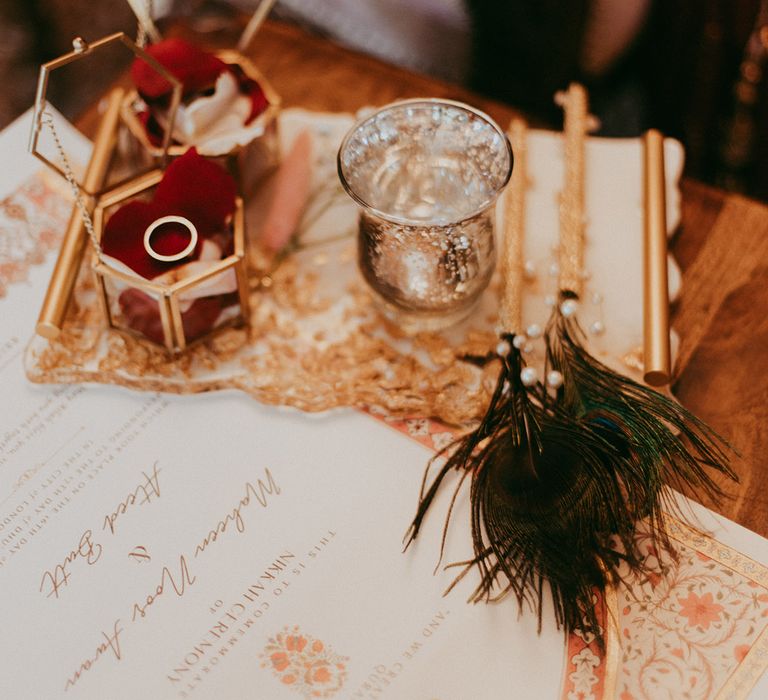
xmin=35 ymin=88 xmax=123 ymax=339
xmin=642 ymin=129 xmax=672 ymax=387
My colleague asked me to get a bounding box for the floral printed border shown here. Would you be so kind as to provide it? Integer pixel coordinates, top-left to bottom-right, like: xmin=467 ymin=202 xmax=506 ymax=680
xmin=0 ymin=174 xmax=69 ymax=297
xmin=665 ymin=517 xmax=768 ymax=700
xmin=560 ymin=588 xmax=618 ymax=700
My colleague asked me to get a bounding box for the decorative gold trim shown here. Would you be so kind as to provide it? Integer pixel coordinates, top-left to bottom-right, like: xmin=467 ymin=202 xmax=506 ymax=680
xmin=715 ymin=623 xmax=768 ymax=700
xmin=167 ymin=294 xmax=187 ymax=352
xmin=96 ymin=169 xmax=164 ymax=210
xmin=169 ymin=257 xmax=237 ymax=294
xmin=233 ymin=195 xmax=246 ymax=256
xmin=555 ymin=83 xmax=589 ymax=297
xmin=499 ymin=118 xmax=527 ymax=333
xmin=602 ymin=583 xmax=620 ymax=700
xmin=664 ymin=515 xmax=768 ymax=587
xmin=92 ymin=260 xmax=167 ymax=295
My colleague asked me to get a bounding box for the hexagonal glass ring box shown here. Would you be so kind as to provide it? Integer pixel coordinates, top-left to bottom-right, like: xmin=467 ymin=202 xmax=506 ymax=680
xmin=121 ymin=47 xmax=281 ymax=197
xmin=30 ymin=32 xmax=251 ymax=353
xmin=29 ymin=32 xmax=182 ymax=197
xmin=92 ymin=168 xmax=250 ymax=353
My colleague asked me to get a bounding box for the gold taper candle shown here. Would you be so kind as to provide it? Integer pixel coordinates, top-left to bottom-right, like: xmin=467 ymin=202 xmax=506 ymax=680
xmin=35 ymin=87 xmax=124 ymax=339
xmin=642 ymin=129 xmax=672 ymax=386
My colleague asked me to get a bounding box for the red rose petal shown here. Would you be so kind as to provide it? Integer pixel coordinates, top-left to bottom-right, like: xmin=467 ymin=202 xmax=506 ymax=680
xmin=227 ymin=64 xmax=270 ymax=124
xmin=101 ymin=200 xmax=204 ymax=280
xmin=118 ymin=288 xmax=166 ymax=344
xmin=154 ymin=149 xmax=237 ymax=232
xmin=131 ymin=38 xmax=227 ymax=101
xmin=247 ymin=82 xmax=269 ymax=124
xmin=137 ymin=109 xmax=165 ymax=147
xmin=118 ymin=289 xmax=223 ymax=345
xmin=182 ymin=296 xmax=224 ymax=342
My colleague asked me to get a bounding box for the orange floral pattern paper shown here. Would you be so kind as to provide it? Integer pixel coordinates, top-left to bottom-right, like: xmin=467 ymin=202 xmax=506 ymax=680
xmin=261 ymin=626 xmax=348 ymax=698
xmin=613 ymin=519 xmax=768 ymax=700
xmin=0 ymin=175 xmax=69 ymax=297
xmin=561 ymin=591 xmax=615 ymax=700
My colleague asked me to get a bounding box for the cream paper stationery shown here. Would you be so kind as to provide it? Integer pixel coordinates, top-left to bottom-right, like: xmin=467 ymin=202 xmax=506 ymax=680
xmin=0 ymin=113 xmax=568 ymax=700
xmin=0 ymin=280 xmax=566 ymax=699
xmin=3 ymin=110 xmax=768 ymax=700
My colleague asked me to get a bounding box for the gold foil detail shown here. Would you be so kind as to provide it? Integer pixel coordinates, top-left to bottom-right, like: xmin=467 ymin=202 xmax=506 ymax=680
xmin=602 ymin=582 xmax=620 ymax=700
xmin=26 ymin=238 xmax=498 ymax=426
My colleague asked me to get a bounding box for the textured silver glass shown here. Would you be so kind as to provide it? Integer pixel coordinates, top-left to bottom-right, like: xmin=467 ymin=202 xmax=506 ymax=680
xmin=338 ymin=99 xmax=513 ymax=332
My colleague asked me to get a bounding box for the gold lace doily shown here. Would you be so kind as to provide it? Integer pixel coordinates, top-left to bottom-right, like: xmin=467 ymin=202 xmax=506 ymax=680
xmin=24 ymin=109 xmax=659 ymax=426
xmin=24 ymin=111 xmax=501 ymax=426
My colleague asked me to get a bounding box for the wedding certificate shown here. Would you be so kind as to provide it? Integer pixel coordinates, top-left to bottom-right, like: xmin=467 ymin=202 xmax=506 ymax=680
xmin=0 ymin=271 xmax=567 ymax=699
xmin=0 ymin=114 xmax=569 ymax=700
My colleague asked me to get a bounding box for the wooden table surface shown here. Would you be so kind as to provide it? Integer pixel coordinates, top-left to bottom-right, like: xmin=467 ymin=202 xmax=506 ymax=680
xmin=163 ymin=19 xmax=768 ymax=538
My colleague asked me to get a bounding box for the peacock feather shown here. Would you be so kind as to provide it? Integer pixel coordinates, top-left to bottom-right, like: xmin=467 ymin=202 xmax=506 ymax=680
xmin=405 ymin=90 xmax=737 ymax=649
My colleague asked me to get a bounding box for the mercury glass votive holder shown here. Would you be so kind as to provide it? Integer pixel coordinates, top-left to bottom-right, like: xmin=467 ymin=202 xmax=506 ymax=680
xmin=337 ymin=98 xmax=513 ymax=333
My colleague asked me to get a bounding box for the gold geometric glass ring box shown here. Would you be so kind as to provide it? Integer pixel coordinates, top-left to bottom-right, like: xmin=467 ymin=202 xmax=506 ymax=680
xmin=92 ymin=171 xmax=249 ymax=354
xmin=121 ymin=49 xmax=282 ymax=197
xmin=29 ymin=32 xmax=251 ymax=354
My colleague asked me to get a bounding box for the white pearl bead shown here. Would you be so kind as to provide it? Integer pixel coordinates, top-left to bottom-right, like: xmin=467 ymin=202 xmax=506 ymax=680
xmin=590 ymin=320 xmax=606 ymax=336
xmin=591 ymin=292 xmax=603 ymax=305
xmin=526 ymin=323 xmax=542 ymax=339
xmin=523 ymin=260 xmax=537 ymax=279
xmin=523 ymin=343 xmax=534 ymax=354
xmin=520 ymin=367 xmax=538 ymax=386
xmin=496 ymin=340 xmax=511 ymax=357
xmin=548 ymin=262 xmax=559 ymax=277
xmin=560 ymin=299 xmax=579 ymax=317
xmin=545 ymin=294 xmax=556 ymax=307
xmin=512 ymin=335 xmax=527 ymax=349
xmin=546 ymin=370 xmax=564 ymax=388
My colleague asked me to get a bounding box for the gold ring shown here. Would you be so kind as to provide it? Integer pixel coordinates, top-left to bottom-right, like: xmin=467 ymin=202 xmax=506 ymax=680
xmin=143 ymin=215 xmax=198 ymax=262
